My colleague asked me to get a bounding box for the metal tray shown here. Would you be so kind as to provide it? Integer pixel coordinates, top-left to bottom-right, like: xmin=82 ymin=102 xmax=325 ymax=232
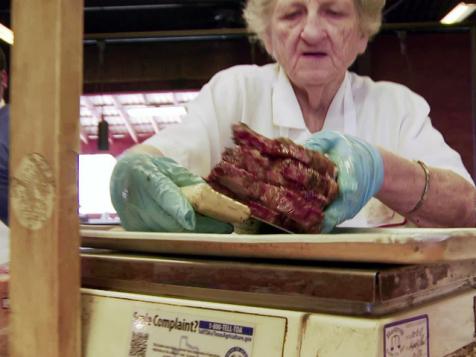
xmin=80 ymin=227 xmax=476 ymax=264
xmin=80 ymin=249 xmax=476 ymax=316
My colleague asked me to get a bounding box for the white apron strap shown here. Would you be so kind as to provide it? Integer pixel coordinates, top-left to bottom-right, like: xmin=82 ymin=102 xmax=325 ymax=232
xmin=343 ymin=73 xmax=358 ymax=136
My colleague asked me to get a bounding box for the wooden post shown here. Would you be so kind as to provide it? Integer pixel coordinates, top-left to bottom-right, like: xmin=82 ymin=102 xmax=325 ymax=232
xmin=9 ymin=0 xmax=83 ymax=356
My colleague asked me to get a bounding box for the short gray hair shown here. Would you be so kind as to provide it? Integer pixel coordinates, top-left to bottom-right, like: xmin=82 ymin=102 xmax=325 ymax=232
xmin=243 ymin=0 xmax=385 ymax=46
xmin=356 ymin=0 xmax=386 ymax=37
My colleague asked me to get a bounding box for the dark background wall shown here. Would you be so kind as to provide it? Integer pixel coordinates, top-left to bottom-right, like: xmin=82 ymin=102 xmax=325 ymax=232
xmin=365 ymin=31 xmax=474 ymax=176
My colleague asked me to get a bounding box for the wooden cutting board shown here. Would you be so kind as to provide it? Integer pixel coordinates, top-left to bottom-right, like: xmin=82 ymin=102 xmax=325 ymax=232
xmin=81 ymin=227 xmax=476 ymax=264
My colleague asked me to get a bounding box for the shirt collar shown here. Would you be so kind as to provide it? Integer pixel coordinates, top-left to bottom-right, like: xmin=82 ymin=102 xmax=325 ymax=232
xmin=322 ymin=71 xmax=357 ymax=134
xmin=272 ymin=65 xmax=306 ymax=130
xmin=272 ymin=66 xmax=356 ymax=134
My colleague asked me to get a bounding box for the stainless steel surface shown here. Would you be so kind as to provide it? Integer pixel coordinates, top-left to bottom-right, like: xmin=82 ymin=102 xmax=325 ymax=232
xmin=81 ymin=249 xmax=476 ymax=316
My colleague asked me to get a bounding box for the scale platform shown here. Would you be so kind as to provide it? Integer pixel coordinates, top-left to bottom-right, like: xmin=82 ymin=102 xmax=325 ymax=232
xmin=80 ymin=227 xmax=476 ymax=356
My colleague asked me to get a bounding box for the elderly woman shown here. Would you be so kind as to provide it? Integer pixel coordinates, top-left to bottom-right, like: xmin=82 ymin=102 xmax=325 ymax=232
xmin=110 ymin=0 xmax=476 ymax=233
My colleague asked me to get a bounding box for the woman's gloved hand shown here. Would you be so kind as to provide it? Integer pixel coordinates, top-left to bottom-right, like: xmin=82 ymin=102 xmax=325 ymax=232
xmin=304 ymin=131 xmax=384 ymax=233
xmin=110 ymin=152 xmax=233 ymax=233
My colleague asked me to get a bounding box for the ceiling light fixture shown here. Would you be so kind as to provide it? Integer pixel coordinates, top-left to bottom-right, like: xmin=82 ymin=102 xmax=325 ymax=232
xmin=441 ymin=2 xmax=476 ymax=25
xmin=0 ymin=23 xmax=13 ymax=45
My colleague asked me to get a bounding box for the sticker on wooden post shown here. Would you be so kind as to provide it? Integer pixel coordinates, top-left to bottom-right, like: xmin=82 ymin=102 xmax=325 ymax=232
xmin=11 ymin=153 xmax=55 ymax=230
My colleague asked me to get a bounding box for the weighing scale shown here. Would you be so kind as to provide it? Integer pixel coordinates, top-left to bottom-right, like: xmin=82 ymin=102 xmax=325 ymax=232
xmin=80 ymin=227 xmax=476 ymax=357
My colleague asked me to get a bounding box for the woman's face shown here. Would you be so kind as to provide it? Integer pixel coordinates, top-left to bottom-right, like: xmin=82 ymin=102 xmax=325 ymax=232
xmin=265 ymin=0 xmax=368 ymax=89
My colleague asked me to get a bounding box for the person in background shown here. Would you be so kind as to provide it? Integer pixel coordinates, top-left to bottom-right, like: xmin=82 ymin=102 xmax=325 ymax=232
xmin=0 ymin=47 xmax=8 ymax=226
xmin=0 ymin=48 xmax=9 ymax=357
xmin=110 ymin=0 xmax=476 ymax=233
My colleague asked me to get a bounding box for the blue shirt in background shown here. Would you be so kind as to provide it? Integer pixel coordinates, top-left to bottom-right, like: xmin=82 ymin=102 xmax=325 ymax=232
xmin=0 ymin=105 xmax=9 ymax=225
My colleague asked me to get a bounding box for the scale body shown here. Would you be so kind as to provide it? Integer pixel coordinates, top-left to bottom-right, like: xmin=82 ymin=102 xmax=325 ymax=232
xmin=80 ymin=227 xmax=476 ymax=357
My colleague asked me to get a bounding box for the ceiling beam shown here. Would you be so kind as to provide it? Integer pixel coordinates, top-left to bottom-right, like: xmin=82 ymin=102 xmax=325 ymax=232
xmin=82 ymin=96 xmax=102 ymax=122
xmin=84 ymin=28 xmax=250 ymax=42
xmin=172 ymin=92 xmax=179 ymax=105
xmin=82 ymin=97 xmax=107 ymax=145
xmin=79 ymin=131 xmax=89 ymax=144
xmin=110 ymin=95 xmax=139 ymax=143
xmin=82 ymin=97 xmax=119 ymax=145
xmin=142 ymin=94 xmax=160 ymax=134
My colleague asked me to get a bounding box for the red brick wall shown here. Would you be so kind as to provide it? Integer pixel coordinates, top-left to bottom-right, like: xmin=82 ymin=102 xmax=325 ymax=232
xmin=367 ymin=31 xmax=474 ymax=178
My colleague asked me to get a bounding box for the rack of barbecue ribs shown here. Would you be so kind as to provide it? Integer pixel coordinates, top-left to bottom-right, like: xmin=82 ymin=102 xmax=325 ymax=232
xmin=207 ymin=123 xmax=339 ymax=233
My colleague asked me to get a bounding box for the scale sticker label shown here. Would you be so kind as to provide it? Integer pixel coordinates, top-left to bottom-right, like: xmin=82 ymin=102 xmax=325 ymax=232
xmin=127 ymin=309 xmax=255 ymax=357
xmin=384 ymin=314 xmax=429 ymax=357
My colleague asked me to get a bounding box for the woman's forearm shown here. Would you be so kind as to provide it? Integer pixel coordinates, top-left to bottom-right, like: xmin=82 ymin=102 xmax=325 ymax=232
xmin=375 ymin=148 xmax=476 ymax=227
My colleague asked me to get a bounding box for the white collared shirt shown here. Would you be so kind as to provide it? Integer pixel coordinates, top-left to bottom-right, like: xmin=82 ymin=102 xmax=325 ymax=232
xmin=145 ymin=63 xmax=472 ymax=228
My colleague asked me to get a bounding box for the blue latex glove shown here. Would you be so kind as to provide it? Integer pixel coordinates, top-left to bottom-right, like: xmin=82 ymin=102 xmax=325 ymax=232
xmin=110 ymin=152 xmax=233 ymax=233
xmin=304 ymin=131 xmax=384 ymax=233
